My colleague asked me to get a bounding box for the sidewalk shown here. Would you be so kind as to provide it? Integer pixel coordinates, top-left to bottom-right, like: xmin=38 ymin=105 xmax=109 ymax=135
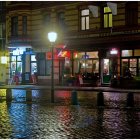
xmin=0 ymin=84 xmax=140 ymax=93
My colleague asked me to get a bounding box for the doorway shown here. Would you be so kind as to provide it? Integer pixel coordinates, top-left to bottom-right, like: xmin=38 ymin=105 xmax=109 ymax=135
xmin=102 ymin=59 xmax=111 ymax=84
xmin=10 ymin=55 xmax=22 ymax=82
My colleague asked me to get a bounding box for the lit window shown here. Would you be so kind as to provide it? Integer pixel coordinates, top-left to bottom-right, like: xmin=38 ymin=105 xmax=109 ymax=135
xmin=81 ymin=9 xmax=89 ymax=30
xmin=31 ymin=55 xmax=36 ymax=61
xmin=134 ymin=49 xmax=140 ymax=56
xmin=86 ymin=52 xmax=99 ymax=58
xmin=122 ymin=50 xmax=132 ymax=57
xmin=104 ymin=7 xmax=112 ymax=28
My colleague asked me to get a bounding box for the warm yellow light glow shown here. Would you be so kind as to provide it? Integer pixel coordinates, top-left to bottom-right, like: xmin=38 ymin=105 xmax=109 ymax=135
xmin=110 ymin=48 xmax=118 ymax=55
xmin=48 ymin=32 xmax=57 ymax=43
xmin=1 ymin=56 xmax=7 ymax=64
xmin=0 ymin=89 xmax=6 ymax=97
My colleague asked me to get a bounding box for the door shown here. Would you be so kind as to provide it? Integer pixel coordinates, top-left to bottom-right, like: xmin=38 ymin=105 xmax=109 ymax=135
xmin=102 ymin=59 xmax=111 ymax=84
xmin=59 ymin=58 xmax=65 ymax=85
xmin=10 ymin=55 xmax=22 ymax=82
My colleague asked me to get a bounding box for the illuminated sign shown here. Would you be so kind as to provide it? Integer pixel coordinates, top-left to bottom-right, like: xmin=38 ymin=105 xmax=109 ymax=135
xmin=110 ymin=48 xmax=118 ymax=55
xmin=13 ymin=48 xmax=25 ymax=55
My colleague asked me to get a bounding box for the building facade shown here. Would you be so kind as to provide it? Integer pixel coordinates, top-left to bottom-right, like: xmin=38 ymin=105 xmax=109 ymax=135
xmin=5 ymin=1 xmax=140 ymax=85
xmin=0 ymin=1 xmax=9 ymax=84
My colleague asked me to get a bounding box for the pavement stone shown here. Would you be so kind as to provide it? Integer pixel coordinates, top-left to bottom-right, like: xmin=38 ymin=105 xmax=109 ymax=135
xmin=0 ymin=89 xmax=140 ymax=139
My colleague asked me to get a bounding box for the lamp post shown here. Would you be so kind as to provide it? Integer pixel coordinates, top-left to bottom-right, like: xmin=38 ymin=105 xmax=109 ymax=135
xmin=48 ymin=32 xmax=57 ymax=103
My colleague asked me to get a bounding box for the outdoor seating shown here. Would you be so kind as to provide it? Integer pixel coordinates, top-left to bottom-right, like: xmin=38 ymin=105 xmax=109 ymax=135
xmin=79 ymin=77 xmax=92 ymax=87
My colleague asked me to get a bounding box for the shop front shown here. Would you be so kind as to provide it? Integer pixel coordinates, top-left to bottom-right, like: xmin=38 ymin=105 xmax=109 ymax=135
xmin=71 ymin=48 xmax=119 ymax=86
xmin=121 ymin=49 xmax=140 ymax=77
xmin=9 ymin=47 xmax=37 ymax=84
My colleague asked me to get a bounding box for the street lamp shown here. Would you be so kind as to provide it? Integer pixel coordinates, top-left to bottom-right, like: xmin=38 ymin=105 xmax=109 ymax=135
xmin=48 ymin=32 xmax=57 ymax=103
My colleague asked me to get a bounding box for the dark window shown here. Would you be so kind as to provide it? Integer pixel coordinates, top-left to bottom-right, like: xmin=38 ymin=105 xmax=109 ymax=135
xmin=81 ymin=9 xmax=89 ymax=30
xmin=0 ymin=24 xmax=2 ymax=38
xmin=22 ymin=16 xmax=27 ymax=35
xmin=125 ymin=2 xmax=138 ymax=26
xmin=57 ymin=12 xmax=66 ymax=30
xmin=11 ymin=16 xmax=18 ymax=36
xmin=0 ymin=2 xmax=2 ymax=8
xmin=43 ymin=13 xmax=51 ymax=26
xmin=38 ymin=60 xmax=45 ymax=75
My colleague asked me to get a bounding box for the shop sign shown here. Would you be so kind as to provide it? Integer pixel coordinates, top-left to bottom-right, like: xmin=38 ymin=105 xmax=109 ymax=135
xmin=110 ymin=48 xmax=118 ymax=55
xmin=82 ymin=55 xmax=89 ymax=59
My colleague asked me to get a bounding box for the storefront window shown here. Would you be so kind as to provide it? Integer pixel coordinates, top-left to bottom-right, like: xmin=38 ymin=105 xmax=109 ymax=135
xmin=122 ymin=50 xmax=132 ymax=57
xmin=130 ymin=59 xmax=136 ymax=67
xmin=134 ymin=49 xmax=140 ymax=56
xmin=17 ymin=56 xmax=22 ymax=61
xmin=31 ymin=55 xmax=36 ymax=61
xmin=31 ymin=55 xmax=37 ymax=74
xmin=11 ymin=56 xmax=16 ymax=61
xmin=121 ymin=49 xmax=140 ymax=76
xmin=11 ymin=62 xmax=16 ymax=71
xmin=130 ymin=59 xmax=137 ymax=76
xmin=103 ymin=59 xmax=109 ymax=75
xmin=17 ymin=62 xmax=22 ymax=72
xmin=86 ymin=51 xmax=98 ymax=58
xmin=121 ymin=59 xmax=129 ymax=76
xmin=31 ymin=63 xmax=37 ymax=75
xmin=79 ymin=59 xmax=99 ymax=74
xmin=10 ymin=55 xmax=22 ymax=81
xmin=77 ymin=52 xmax=86 ymax=59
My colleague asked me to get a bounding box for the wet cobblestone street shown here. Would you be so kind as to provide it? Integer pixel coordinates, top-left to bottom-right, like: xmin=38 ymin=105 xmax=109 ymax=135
xmin=0 ymin=90 xmax=140 ymax=139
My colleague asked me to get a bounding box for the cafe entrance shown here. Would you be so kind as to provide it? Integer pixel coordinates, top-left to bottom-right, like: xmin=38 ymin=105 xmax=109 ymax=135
xmin=102 ymin=59 xmax=111 ymax=84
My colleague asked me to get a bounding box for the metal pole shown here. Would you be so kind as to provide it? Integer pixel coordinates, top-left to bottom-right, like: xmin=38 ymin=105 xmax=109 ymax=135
xmin=51 ymin=44 xmax=54 ymax=103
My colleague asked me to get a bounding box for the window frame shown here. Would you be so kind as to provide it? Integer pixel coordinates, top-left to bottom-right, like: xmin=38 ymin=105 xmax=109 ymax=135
xmin=80 ymin=9 xmax=90 ymax=31
xmin=103 ymin=6 xmax=113 ymax=28
xmin=43 ymin=13 xmax=51 ymax=26
xmin=57 ymin=12 xmax=65 ymax=26
xmin=22 ymin=16 xmax=27 ymax=35
xmin=11 ymin=16 xmax=18 ymax=36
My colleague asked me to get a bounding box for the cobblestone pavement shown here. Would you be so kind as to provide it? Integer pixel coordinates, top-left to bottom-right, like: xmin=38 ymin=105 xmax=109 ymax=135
xmin=0 ymin=90 xmax=140 ymax=139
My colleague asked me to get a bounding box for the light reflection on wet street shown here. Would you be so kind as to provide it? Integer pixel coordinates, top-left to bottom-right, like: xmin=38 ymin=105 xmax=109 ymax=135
xmin=0 ymin=90 xmax=140 ymax=139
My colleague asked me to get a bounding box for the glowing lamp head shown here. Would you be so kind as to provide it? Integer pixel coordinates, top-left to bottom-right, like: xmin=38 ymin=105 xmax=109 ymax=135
xmin=48 ymin=32 xmax=57 ymax=43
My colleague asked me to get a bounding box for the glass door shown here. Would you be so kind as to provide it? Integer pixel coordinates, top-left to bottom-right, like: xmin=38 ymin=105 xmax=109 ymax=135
xmin=103 ymin=59 xmax=111 ymax=84
xmin=121 ymin=59 xmax=129 ymax=76
xmin=10 ymin=55 xmax=22 ymax=82
xmin=31 ymin=55 xmax=37 ymax=75
xmin=129 ymin=58 xmax=137 ymax=76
